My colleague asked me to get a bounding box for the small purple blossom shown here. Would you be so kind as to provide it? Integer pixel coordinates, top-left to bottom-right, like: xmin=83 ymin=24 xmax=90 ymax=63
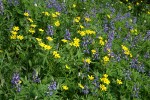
xmin=32 ymin=71 xmax=40 ymax=83
xmin=64 ymin=29 xmax=71 ymax=40
xmin=46 ymin=25 xmax=54 ymax=36
xmin=11 ymin=73 xmax=21 ymax=92
xmin=47 ymin=81 xmax=57 ymax=96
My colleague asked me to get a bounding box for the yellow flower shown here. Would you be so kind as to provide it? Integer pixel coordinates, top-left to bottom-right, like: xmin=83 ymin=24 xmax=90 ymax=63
xmin=72 ymin=37 xmax=80 ymax=47
xmin=78 ymin=83 xmax=84 ymax=89
xmin=79 ymin=25 xmax=84 ymax=29
xmin=62 ymin=85 xmax=68 ymax=90
xmin=36 ymin=38 xmax=42 ymax=42
xmin=100 ymin=84 xmax=107 ymax=91
xmin=30 ymin=24 xmax=37 ymax=28
xmin=54 ymin=21 xmax=60 ymax=27
xmin=61 ymin=39 xmax=68 ymax=43
xmin=128 ymin=5 xmax=132 ymax=10
xmin=117 ymin=79 xmax=123 ymax=85
xmin=52 ymin=51 xmax=60 ymax=58
xmin=88 ymin=75 xmax=94 ymax=80
xmin=91 ymin=49 xmax=96 ymax=54
xmin=100 ymin=77 xmax=110 ymax=85
xmin=17 ymin=35 xmax=24 ymax=40
xmin=10 ymin=31 xmax=17 ymax=35
xmin=65 ymin=65 xmax=70 ymax=70
xmin=84 ymin=17 xmax=91 ymax=22
xmin=73 ymin=4 xmax=76 ymax=8
xmin=46 ymin=36 xmax=53 ymax=41
xmin=29 ymin=28 xmax=35 ymax=34
xmin=85 ymin=58 xmax=91 ymax=64
xmin=43 ymin=45 xmax=52 ymax=50
xmin=52 ymin=13 xmax=57 ymax=17
xmin=13 ymin=26 xmax=19 ymax=31
xmin=24 ymin=12 xmax=29 ymax=17
xmin=103 ymin=74 xmax=108 ymax=78
xmin=99 ymin=36 xmax=105 ymax=46
xmin=78 ymin=31 xmax=86 ymax=36
xmin=74 ymin=17 xmax=80 ymax=23
xmin=103 ymin=56 xmax=109 ymax=62
xmin=43 ymin=11 xmax=50 ymax=16
xmin=27 ymin=18 xmax=33 ymax=23
xmin=39 ymin=28 xmax=44 ymax=32
xmin=55 ymin=12 xmax=60 ymax=16
xmin=10 ymin=35 xmax=17 ymax=39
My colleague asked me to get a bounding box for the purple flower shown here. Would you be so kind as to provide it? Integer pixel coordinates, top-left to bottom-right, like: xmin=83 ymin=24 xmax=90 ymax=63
xmin=47 ymin=81 xmax=57 ymax=96
xmin=46 ymin=25 xmax=54 ymax=36
xmin=64 ymin=29 xmax=71 ymax=40
xmin=32 ymin=70 xmax=40 ymax=83
xmin=11 ymin=73 xmax=21 ymax=92
xmin=132 ymin=84 xmax=140 ymax=98
xmin=0 ymin=0 xmax=4 ymax=15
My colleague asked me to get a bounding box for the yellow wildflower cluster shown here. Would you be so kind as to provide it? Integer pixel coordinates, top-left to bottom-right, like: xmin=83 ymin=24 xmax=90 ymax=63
xmin=121 ymin=45 xmax=132 ymax=57
xmin=24 ymin=12 xmax=29 ymax=17
xmin=103 ymin=56 xmax=110 ymax=64
xmin=100 ymin=84 xmax=107 ymax=91
xmin=84 ymin=58 xmax=91 ymax=64
xmin=77 ymin=30 xmax=96 ymax=36
xmin=78 ymin=83 xmax=84 ymax=89
xmin=61 ymin=39 xmax=68 ymax=43
xmin=74 ymin=17 xmax=80 ymax=23
xmin=42 ymin=11 xmax=50 ymax=16
xmin=52 ymin=12 xmax=60 ymax=18
xmin=117 ymin=79 xmax=123 ymax=85
xmin=70 ymin=37 xmax=80 ymax=47
xmin=91 ymin=49 xmax=96 ymax=54
xmin=54 ymin=20 xmax=60 ymax=27
xmin=88 ymin=75 xmax=94 ymax=80
xmin=84 ymin=17 xmax=91 ymax=22
xmin=46 ymin=36 xmax=53 ymax=41
xmin=52 ymin=51 xmax=61 ymax=58
xmin=37 ymin=38 xmax=52 ymax=50
xmin=100 ymin=74 xmax=110 ymax=85
xmin=62 ymin=85 xmax=68 ymax=90
xmin=29 ymin=24 xmax=36 ymax=34
xmin=98 ymin=36 xmax=105 ymax=46
xmin=10 ymin=26 xmax=24 ymax=40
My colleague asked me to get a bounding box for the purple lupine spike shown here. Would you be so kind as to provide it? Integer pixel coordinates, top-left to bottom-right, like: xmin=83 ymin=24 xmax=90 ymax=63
xmin=82 ymin=86 xmax=89 ymax=95
xmin=64 ymin=29 xmax=71 ymax=40
xmin=32 ymin=70 xmax=40 ymax=83
xmin=47 ymin=81 xmax=57 ymax=96
xmin=47 ymin=25 xmax=54 ymax=36
xmin=0 ymin=0 xmax=4 ymax=15
xmin=11 ymin=73 xmax=21 ymax=92
xmin=132 ymin=84 xmax=140 ymax=98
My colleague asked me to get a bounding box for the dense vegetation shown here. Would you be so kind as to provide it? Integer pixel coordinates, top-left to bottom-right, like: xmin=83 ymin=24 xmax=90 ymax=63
xmin=0 ymin=0 xmax=150 ymax=99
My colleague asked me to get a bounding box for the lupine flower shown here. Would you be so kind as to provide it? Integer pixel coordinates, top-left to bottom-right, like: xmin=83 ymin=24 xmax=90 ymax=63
xmin=11 ymin=73 xmax=21 ymax=92
xmin=32 ymin=71 xmax=40 ymax=83
xmin=46 ymin=25 xmax=54 ymax=36
xmin=64 ymin=29 xmax=71 ymax=40
xmin=47 ymin=81 xmax=57 ymax=96
xmin=132 ymin=84 xmax=140 ymax=98
xmin=82 ymin=86 xmax=89 ymax=95
xmin=0 ymin=0 xmax=4 ymax=15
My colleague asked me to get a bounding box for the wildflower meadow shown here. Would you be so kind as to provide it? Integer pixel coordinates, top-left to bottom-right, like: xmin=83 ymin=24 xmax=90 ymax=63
xmin=0 ymin=0 xmax=150 ymax=99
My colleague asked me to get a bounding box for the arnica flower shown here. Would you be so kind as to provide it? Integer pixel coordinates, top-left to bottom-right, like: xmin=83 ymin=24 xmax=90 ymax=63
xmin=74 ymin=17 xmax=80 ymax=23
xmin=84 ymin=17 xmax=91 ymax=22
xmin=100 ymin=77 xmax=110 ymax=85
xmin=84 ymin=58 xmax=91 ymax=64
xmin=52 ymin=13 xmax=57 ymax=18
xmin=103 ymin=56 xmax=109 ymax=63
xmin=117 ymin=79 xmax=123 ymax=85
xmin=24 ymin=12 xmax=29 ymax=17
xmin=52 ymin=51 xmax=61 ymax=58
xmin=29 ymin=28 xmax=35 ymax=34
xmin=17 ymin=35 xmax=24 ymax=40
xmin=13 ymin=26 xmax=19 ymax=31
xmin=61 ymin=39 xmax=68 ymax=43
xmin=100 ymin=84 xmax=107 ymax=91
xmin=62 ymin=85 xmax=68 ymax=90
xmin=46 ymin=36 xmax=53 ymax=41
xmin=70 ymin=37 xmax=80 ymax=47
xmin=42 ymin=11 xmax=50 ymax=16
xmin=78 ymin=31 xmax=86 ymax=36
xmin=79 ymin=25 xmax=84 ymax=29
xmin=27 ymin=18 xmax=33 ymax=23
xmin=10 ymin=31 xmax=17 ymax=35
xmin=88 ymin=75 xmax=94 ymax=80
xmin=30 ymin=24 xmax=37 ymax=28
xmin=39 ymin=28 xmax=44 ymax=32
xmin=78 ymin=83 xmax=84 ymax=89
xmin=98 ymin=36 xmax=105 ymax=46
xmin=103 ymin=74 xmax=108 ymax=78
xmin=10 ymin=35 xmax=17 ymax=39
xmin=54 ymin=20 xmax=60 ymax=27
xmin=91 ymin=49 xmax=96 ymax=54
